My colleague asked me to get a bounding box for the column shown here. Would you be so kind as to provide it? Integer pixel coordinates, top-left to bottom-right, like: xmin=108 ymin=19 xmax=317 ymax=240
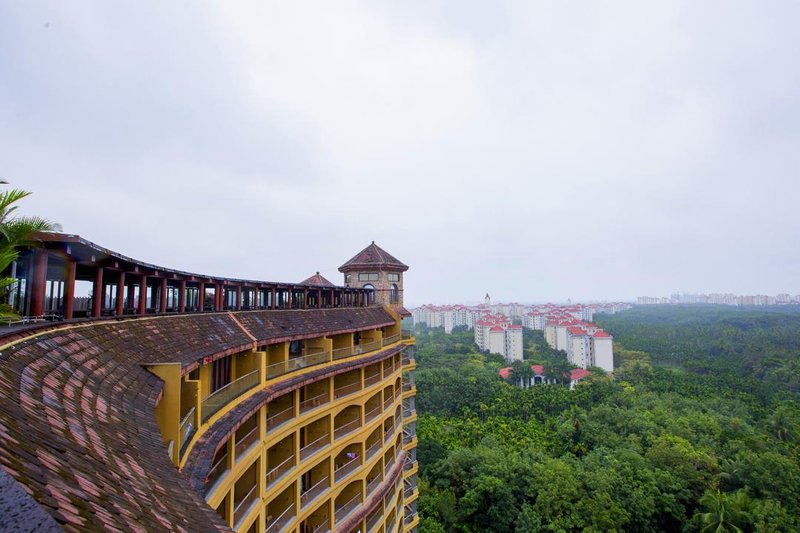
xmin=317 ymin=289 xmax=322 ymax=309
xmin=159 ymin=278 xmax=167 ymax=313
xmin=271 ymin=287 xmax=276 ymax=309
xmin=303 ymin=288 xmax=308 ymax=309
xmin=138 ymin=275 xmax=148 ymax=314
xmin=198 ymin=282 xmax=205 ymax=311
xmin=179 ymin=280 xmax=186 ymax=313
xmin=236 ymin=286 xmax=242 ymax=310
xmin=63 ymin=259 xmax=76 ymax=320
xmin=115 ymin=271 xmax=125 ymax=316
xmin=91 ymin=267 xmax=104 ymax=318
xmin=29 ymin=250 xmax=49 ymax=317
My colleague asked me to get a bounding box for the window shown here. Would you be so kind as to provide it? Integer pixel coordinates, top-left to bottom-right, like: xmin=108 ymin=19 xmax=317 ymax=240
xmin=387 ymin=273 xmax=400 ymax=282
xmin=358 ymin=273 xmax=379 ymax=281
xmin=344 ymin=274 xmax=351 ymax=284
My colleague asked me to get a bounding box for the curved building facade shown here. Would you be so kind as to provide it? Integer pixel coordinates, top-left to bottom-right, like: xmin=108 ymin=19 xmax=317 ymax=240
xmin=0 ymin=235 xmax=418 ymax=533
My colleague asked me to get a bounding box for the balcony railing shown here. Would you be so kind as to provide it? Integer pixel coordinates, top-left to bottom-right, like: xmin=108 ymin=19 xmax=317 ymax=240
xmin=403 ymin=433 xmax=413 ymax=445
xmin=333 ymin=381 xmax=361 ymax=400
xmin=394 ymin=416 xmax=402 ymax=431
xmin=403 ymin=459 xmax=417 ymax=472
xmin=265 ymin=501 xmax=295 ymax=533
xmin=383 ymin=395 xmax=393 ymax=411
xmin=405 ymin=511 xmax=418 ymax=525
xmin=267 ymin=404 xmax=294 ymax=431
xmin=334 ymin=455 xmax=361 ymax=483
xmin=202 ymin=369 xmax=260 ymax=423
xmin=366 ymin=476 xmax=382 ymax=497
xmin=366 ymin=509 xmax=383 ymax=533
xmin=366 ymin=439 xmax=382 ymax=461
xmin=205 ymin=451 xmax=229 ymax=494
xmin=401 ymin=330 xmax=412 ymax=339
xmin=383 ymin=364 xmax=393 ymax=379
xmin=384 ymin=457 xmax=395 ymax=476
xmin=266 ymin=349 xmax=330 ymax=380
xmin=402 ymin=354 xmax=414 ymax=366
xmin=310 ymin=520 xmax=331 ymax=533
xmin=301 ymin=475 xmax=330 ymax=509
xmin=300 ymin=434 xmax=328 ymax=461
xmin=235 ymin=425 xmax=259 ymax=461
xmin=402 ymin=382 xmax=413 ymax=393
xmin=383 ymin=333 xmax=401 ymax=346
xmin=364 ymin=373 xmax=381 ymax=388
xmin=334 ymin=418 xmax=361 ymax=441
xmin=354 ymin=340 xmax=381 ymax=355
xmin=335 ymin=493 xmax=362 ymax=524
xmin=364 ymin=404 xmax=381 ymax=424
xmin=300 ymin=391 xmax=329 ymax=414
xmin=179 ymin=407 xmax=196 ymax=453
xmin=233 ymin=483 xmax=259 ymax=527
xmin=404 ymin=486 xmax=415 ymax=500
xmin=266 ymin=455 xmax=294 ymax=489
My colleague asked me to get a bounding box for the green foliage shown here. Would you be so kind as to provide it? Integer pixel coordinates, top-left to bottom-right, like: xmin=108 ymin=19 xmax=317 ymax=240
xmin=414 ymin=308 xmax=800 ymax=532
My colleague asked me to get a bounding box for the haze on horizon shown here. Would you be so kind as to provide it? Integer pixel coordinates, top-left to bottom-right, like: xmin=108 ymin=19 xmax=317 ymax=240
xmin=2 ymin=1 xmax=799 ymax=307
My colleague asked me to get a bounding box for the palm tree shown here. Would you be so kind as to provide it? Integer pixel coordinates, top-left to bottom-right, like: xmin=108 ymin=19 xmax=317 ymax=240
xmin=696 ymin=489 xmax=753 ymax=533
xmin=0 ymin=181 xmax=61 ymax=315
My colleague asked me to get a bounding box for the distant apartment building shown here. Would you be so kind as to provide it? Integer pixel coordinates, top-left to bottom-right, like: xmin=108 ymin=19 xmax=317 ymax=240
xmin=638 ymin=292 xmax=800 ymax=306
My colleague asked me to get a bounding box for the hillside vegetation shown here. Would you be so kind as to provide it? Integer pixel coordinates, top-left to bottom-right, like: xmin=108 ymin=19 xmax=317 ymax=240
xmin=414 ymin=306 xmax=800 ymax=532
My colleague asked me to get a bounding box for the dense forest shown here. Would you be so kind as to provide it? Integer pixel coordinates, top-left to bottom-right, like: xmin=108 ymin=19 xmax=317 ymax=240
xmin=413 ymin=306 xmax=800 ymax=532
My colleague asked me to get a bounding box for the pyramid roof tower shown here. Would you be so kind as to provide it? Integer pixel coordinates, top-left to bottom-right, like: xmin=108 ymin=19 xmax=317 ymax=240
xmin=300 ymin=272 xmax=336 ymax=287
xmin=338 ymin=241 xmax=408 ymax=272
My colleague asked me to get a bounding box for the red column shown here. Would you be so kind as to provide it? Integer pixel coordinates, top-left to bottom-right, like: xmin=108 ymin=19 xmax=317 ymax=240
xmin=179 ymin=280 xmax=186 ymax=313
xmin=159 ymin=278 xmax=167 ymax=313
xmin=29 ymin=250 xmax=48 ymax=317
xmin=236 ymin=286 xmax=242 ymax=310
xmin=138 ymin=275 xmax=148 ymax=314
xmin=271 ymin=287 xmax=276 ymax=309
xmin=317 ymin=289 xmax=322 ymax=309
xmin=92 ymin=267 xmax=104 ymax=318
xmin=217 ymin=284 xmax=224 ymax=311
xmin=63 ymin=259 xmax=76 ymax=320
xmin=115 ymin=272 xmax=125 ymax=316
xmin=198 ymin=282 xmax=205 ymax=311
xmin=303 ymin=288 xmax=308 ymax=309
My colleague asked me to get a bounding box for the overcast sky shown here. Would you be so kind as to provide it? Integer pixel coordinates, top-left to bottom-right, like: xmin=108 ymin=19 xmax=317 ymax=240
xmin=2 ymin=1 xmax=799 ymax=306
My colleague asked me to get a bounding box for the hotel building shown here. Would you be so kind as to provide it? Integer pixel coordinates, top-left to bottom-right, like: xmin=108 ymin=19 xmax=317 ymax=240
xmin=0 ymin=235 xmax=418 ymax=533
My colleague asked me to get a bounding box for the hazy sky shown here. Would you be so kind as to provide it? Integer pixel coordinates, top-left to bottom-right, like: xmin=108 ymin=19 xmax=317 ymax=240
xmin=2 ymin=1 xmax=799 ymax=306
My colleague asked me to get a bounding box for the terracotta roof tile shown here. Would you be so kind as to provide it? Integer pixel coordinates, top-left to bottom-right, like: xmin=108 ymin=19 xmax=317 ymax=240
xmin=338 ymin=242 xmax=408 ymax=272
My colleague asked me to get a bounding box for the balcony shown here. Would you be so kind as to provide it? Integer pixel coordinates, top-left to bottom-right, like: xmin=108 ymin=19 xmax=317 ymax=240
xmin=364 ymin=404 xmax=381 ymax=424
xmin=266 ymin=349 xmax=330 ymax=380
xmin=202 ymin=369 xmax=260 ymax=423
xmin=354 ymin=339 xmax=382 ymax=355
xmin=333 ymin=381 xmax=361 ymax=400
xmin=405 ymin=511 xmax=418 ymax=525
xmin=301 ymin=476 xmax=330 ymax=509
xmin=366 ymin=439 xmax=382 ymax=461
xmin=179 ymin=407 xmax=196 ymax=453
xmin=366 ymin=476 xmax=382 ymax=497
xmin=267 ymin=404 xmax=294 ymax=432
xmin=233 ymin=483 xmax=259 ymax=528
xmin=383 ymin=333 xmax=401 ymax=346
xmin=299 ymin=391 xmax=329 ymax=415
xmin=383 ymin=395 xmax=393 ymax=411
xmin=265 ymin=501 xmax=295 ymax=533
xmin=334 ymin=455 xmax=361 ymax=484
xmin=300 ymin=434 xmax=329 ymax=462
xmin=364 ymin=373 xmax=381 ymax=388
xmin=402 ymin=354 xmax=414 ymax=366
xmin=266 ymin=455 xmax=295 ymax=489
xmin=334 ymin=418 xmax=361 ymax=441
xmin=384 ymin=457 xmax=395 ymax=476
xmin=204 ymin=450 xmax=228 ymax=495
xmin=403 ymin=459 xmax=417 ymax=473
xmin=366 ymin=509 xmax=383 ymax=533
xmin=335 ymin=493 xmax=362 ymax=524
xmin=401 ymin=330 xmax=413 ymax=340
xmin=235 ymin=425 xmax=259 ymax=462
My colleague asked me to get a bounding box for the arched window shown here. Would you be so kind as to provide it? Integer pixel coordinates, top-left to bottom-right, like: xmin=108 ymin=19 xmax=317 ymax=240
xmin=390 ymin=284 xmax=399 ymax=304
xmin=363 ymin=284 xmax=375 ymax=304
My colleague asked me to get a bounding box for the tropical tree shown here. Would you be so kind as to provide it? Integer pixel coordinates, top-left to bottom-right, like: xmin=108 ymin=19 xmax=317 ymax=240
xmin=695 ymin=489 xmax=753 ymax=533
xmin=0 ymin=181 xmax=61 ymax=315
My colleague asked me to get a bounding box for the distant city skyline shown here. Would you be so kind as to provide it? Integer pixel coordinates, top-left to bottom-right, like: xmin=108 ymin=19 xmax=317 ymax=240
xmin=3 ymin=1 xmax=799 ymax=303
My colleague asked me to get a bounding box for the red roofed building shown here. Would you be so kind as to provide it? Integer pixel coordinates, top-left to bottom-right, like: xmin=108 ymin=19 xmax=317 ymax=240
xmin=499 ymin=364 xmax=596 ymax=389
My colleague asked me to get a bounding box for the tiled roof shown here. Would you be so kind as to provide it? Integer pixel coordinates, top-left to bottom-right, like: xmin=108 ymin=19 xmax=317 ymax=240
xmin=338 ymin=242 xmax=409 ymax=272
xmin=299 ymin=272 xmax=336 ymax=287
xmin=593 ymin=330 xmax=611 ymax=338
xmin=0 ymin=307 xmax=395 ymax=531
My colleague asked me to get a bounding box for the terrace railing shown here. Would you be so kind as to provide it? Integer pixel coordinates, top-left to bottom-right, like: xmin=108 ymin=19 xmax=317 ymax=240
xmin=202 ymin=369 xmax=260 ymax=423
xmin=266 ymin=455 xmax=294 ymax=489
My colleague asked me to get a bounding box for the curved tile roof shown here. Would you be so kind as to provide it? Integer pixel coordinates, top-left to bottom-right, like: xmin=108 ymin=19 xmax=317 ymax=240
xmin=0 ymin=307 xmax=395 ymax=531
xmin=338 ymin=242 xmax=408 ymax=272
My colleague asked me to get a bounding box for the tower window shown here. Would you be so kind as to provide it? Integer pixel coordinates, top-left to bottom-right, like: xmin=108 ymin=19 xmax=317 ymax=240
xmin=358 ymin=273 xmax=379 ymax=281
xmin=387 ymin=273 xmax=400 ymax=282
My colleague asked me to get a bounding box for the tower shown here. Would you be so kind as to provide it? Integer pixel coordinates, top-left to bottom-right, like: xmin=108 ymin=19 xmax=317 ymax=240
xmin=485 ymin=293 xmax=491 ymax=306
xmin=339 ymin=241 xmax=409 ymax=307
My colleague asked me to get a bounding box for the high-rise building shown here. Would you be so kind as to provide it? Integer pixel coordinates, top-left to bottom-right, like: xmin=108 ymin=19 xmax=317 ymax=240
xmin=0 ymin=233 xmax=418 ymax=533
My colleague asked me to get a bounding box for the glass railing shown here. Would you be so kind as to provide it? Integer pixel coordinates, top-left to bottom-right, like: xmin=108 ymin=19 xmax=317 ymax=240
xmin=364 ymin=373 xmax=381 ymax=388
xmin=266 ymin=404 xmax=294 ymax=431
xmin=333 ymin=381 xmax=361 ymax=400
xmin=335 ymin=492 xmax=362 ymax=524
xmin=383 ymin=395 xmax=393 ymax=410
xmin=354 ymin=340 xmax=382 ymax=355
xmin=366 ymin=440 xmax=382 ymax=461
xmin=233 ymin=483 xmax=259 ymax=527
xmin=366 ymin=476 xmax=382 ymax=497
xmin=366 ymin=509 xmax=384 ymax=533
xmin=403 ymin=459 xmax=417 ymax=472
xmin=405 ymin=511 xmax=418 ymax=525
xmin=334 ymin=455 xmax=361 ymax=483
xmin=266 ymin=349 xmax=330 ymax=380
xmin=202 ymin=369 xmax=260 ymax=423
xmin=364 ymin=404 xmax=381 ymax=423
xmin=334 ymin=418 xmax=361 ymax=441
xmin=265 ymin=502 xmax=295 ymax=533
xmin=179 ymin=407 xmax=196 ymax=452
xmin=235 ymin=425 xmax=259 ymax=461
xmin=299 ymin=391 xmax=329 ymax=414
xmin=300 ymin=434 xmax=329 ymax=461
xmin=384 ymin=457 xmax=395 ymax=476
xmin=383 ymin=333 xmax=401 ymax=346
xmin=266 ymin=455 xmax=294 ymax=489
xmin=401 ymin=330 xmax=412 ymax=339
xmin=301 ymin=475 xmax=330 ymax=509
xmin=205 ymin=451 xmax=229 ymax=495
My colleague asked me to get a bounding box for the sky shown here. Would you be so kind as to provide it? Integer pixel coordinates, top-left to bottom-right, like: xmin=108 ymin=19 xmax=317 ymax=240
xmin=2 ymin=1 xmax=799 ymax=306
